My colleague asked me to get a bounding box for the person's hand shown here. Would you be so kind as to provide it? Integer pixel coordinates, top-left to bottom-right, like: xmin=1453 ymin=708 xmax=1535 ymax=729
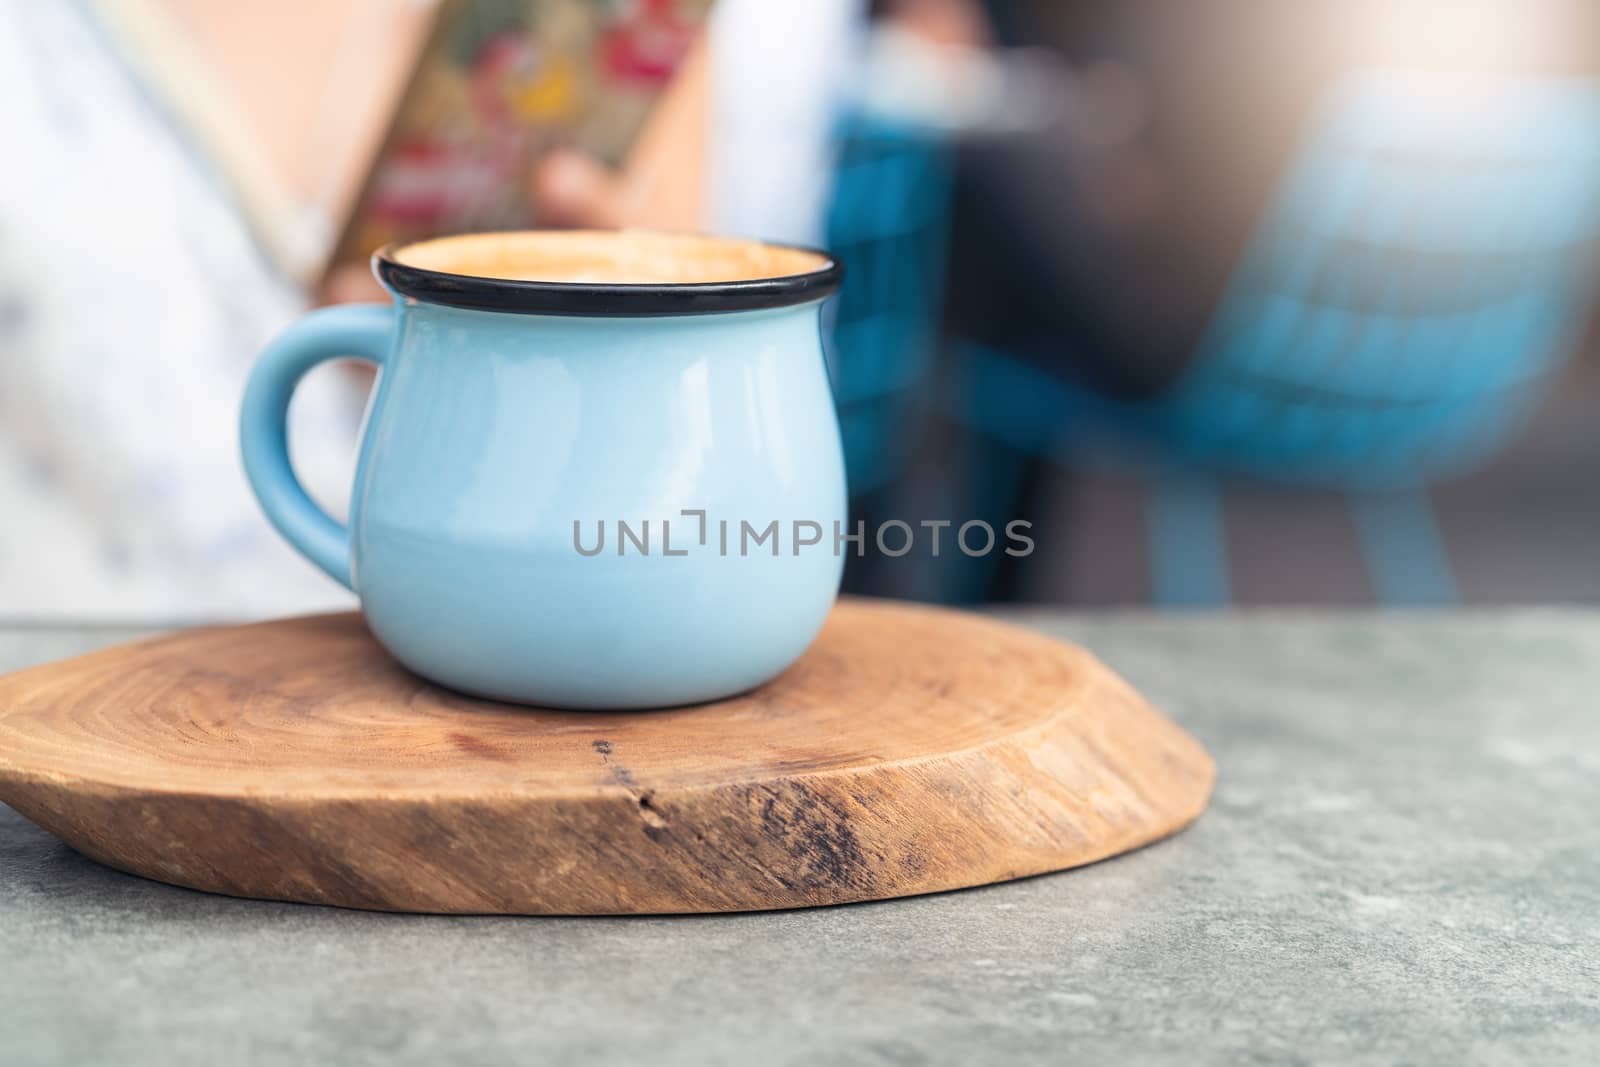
xmin=315 ymin=141 xmax=664 ymax=306
xmin=529 ymin=32 xmax=709 ymax=232
xmin=529 ymin=148 xmax=631 ymax=229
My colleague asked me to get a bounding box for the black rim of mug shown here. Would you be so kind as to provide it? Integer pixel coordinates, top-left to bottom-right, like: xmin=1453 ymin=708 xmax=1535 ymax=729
xmin=373 ymin=233 xmax=844 ymax=317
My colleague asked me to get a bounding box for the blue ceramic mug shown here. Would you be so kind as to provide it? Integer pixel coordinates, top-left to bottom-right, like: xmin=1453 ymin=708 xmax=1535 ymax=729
xmin=240 ymin=230 xmax=846 ymax=708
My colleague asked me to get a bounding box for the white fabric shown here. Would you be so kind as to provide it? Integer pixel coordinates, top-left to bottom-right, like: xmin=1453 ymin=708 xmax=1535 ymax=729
xmin=0 ymin=2 xmax=360 ymax=619
xmin=706 ymin=0 xmax=864 ymax=247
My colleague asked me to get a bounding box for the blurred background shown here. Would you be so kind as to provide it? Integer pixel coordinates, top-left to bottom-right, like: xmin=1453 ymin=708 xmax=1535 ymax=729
xmin=3 ymin=0 xmax=1600 ymax=619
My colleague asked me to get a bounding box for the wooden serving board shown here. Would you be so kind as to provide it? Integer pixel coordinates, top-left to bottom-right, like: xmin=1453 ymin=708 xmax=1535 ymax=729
xmin=0 ymin=600 xmax=1213 ymax=914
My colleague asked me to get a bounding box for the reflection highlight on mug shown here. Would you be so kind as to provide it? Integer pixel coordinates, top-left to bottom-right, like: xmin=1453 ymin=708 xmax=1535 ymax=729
xmin=573 ymin=509 xmax=1035 ymax=558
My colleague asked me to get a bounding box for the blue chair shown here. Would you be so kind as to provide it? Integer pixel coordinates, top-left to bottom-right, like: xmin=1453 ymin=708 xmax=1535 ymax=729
xmin=957 ymin=72 xmax=1600 ymax=605
xmin=824 ymin=113 xmax=956 ymax=498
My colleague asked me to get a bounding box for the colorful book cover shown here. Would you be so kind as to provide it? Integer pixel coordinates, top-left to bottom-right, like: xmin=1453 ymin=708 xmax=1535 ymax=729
xmin=326 ymin=0 xmax=711 ymax=283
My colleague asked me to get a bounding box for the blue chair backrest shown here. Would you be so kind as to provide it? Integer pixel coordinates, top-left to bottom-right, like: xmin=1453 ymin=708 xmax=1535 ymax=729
xmin=824 ymin=113 xmax=956 ymax=496
xmin=1165 ymin=72 xmax=1600 ymax=487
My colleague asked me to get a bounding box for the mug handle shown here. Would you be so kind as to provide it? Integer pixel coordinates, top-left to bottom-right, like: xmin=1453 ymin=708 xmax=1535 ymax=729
xmin=239 ymin=303 xmax=393 ymax=591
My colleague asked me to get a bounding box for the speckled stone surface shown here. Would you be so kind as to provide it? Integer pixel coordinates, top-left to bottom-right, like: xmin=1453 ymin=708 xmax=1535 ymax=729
xmin=2 ymin=612 xmax=1597 ymax=1066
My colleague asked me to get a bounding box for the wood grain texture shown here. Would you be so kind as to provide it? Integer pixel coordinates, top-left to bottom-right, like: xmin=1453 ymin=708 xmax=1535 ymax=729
xmin=0 ymin=600 xmax=1214 ymax=914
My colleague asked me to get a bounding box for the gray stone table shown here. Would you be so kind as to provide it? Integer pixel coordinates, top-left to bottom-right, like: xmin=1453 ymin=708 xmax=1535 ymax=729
xmin=2 ymin=612 xmax=1597 ymax=1066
